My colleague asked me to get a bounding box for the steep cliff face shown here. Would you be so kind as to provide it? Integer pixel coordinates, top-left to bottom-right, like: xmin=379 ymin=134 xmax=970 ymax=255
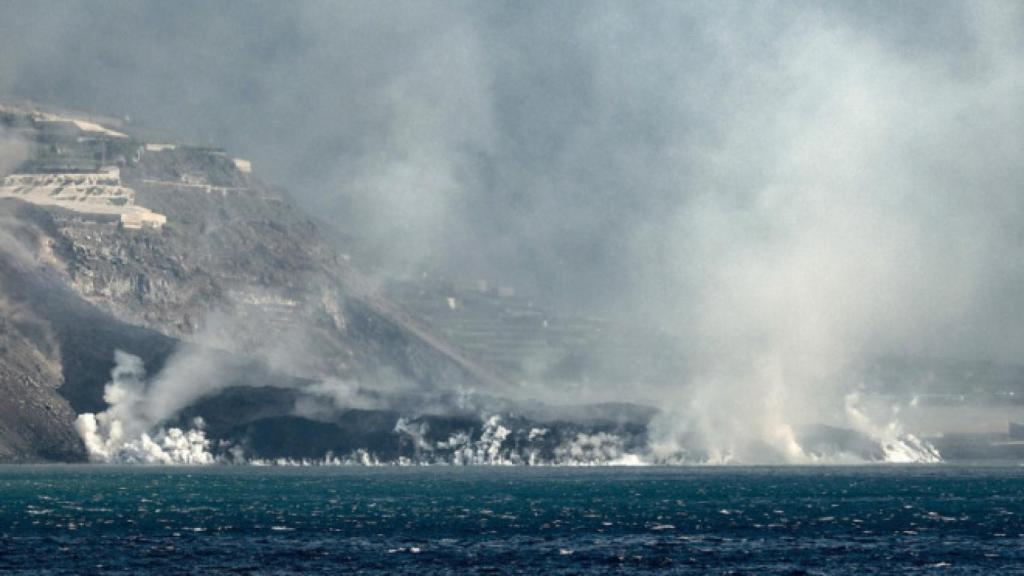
xmin=0 ymin=202 xmax=179 ymax=460
xmin=0 ymin=103 xmax=510 ymax=461
xmin=0 ymin=266 xmax=82 ymax=461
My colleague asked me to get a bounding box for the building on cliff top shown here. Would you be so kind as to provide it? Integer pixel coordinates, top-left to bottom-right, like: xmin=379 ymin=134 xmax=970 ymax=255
xmin=0 ymin=166 xmax=166 ymax=230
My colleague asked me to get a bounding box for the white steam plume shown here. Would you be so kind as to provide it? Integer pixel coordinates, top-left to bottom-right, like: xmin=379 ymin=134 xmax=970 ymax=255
xmin=648 ymin=5 xmax=1023 ymax=463
xmin=74 ymin=351 xmax=215 ymax=464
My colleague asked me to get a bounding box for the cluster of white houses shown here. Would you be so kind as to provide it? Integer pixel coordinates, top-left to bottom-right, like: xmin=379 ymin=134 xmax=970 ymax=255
xmin=0 ymin=166 xmax=167 ymax=229
xmin=0 ymin=103 xmax=254 ymax=230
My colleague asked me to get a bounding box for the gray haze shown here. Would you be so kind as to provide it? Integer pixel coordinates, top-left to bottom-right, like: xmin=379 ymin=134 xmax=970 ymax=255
xmin=2 ymin=1 xmax=1023 ymax=459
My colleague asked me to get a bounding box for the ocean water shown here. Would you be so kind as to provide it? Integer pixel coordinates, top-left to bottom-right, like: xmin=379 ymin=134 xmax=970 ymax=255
xmin=1 ymin=466 xmax=1022 ymax=574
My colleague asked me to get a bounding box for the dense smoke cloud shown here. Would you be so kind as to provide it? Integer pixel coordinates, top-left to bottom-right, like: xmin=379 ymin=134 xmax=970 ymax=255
xmin=1 ymin=2 xmax=1018 ymax=323
xmin=641 ymin=3 xmax=1024 ymax=459
xmin=2 ymin=2 xmax=1023 ymax=461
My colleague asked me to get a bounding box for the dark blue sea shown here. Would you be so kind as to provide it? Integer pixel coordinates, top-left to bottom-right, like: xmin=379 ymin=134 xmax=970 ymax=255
xmin=1 ymin=466 xmax=1022 ymax=574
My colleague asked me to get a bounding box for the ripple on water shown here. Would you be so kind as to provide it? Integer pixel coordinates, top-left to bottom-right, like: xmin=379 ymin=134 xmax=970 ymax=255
xmin=0 ymin=466 xmax=1022 ymax=574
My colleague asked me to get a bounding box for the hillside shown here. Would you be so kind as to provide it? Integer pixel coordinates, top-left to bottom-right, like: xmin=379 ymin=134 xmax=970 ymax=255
xmin=1 ymin=101 xmax=1020 ymax=464
xmin=0 ymin=101 xmax=655 ymax=463
xmin=0 ymin=103 xmax=503 ymax=460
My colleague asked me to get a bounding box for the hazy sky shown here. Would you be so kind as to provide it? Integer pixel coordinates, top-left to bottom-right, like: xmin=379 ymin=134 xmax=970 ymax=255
xmin=1 ymin=1 xmax=1022 ymax=364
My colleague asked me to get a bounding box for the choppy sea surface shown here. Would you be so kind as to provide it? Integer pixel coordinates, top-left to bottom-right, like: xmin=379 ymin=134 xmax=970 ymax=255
xmin=1 ymin=466 xmax=1022 ymax=574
